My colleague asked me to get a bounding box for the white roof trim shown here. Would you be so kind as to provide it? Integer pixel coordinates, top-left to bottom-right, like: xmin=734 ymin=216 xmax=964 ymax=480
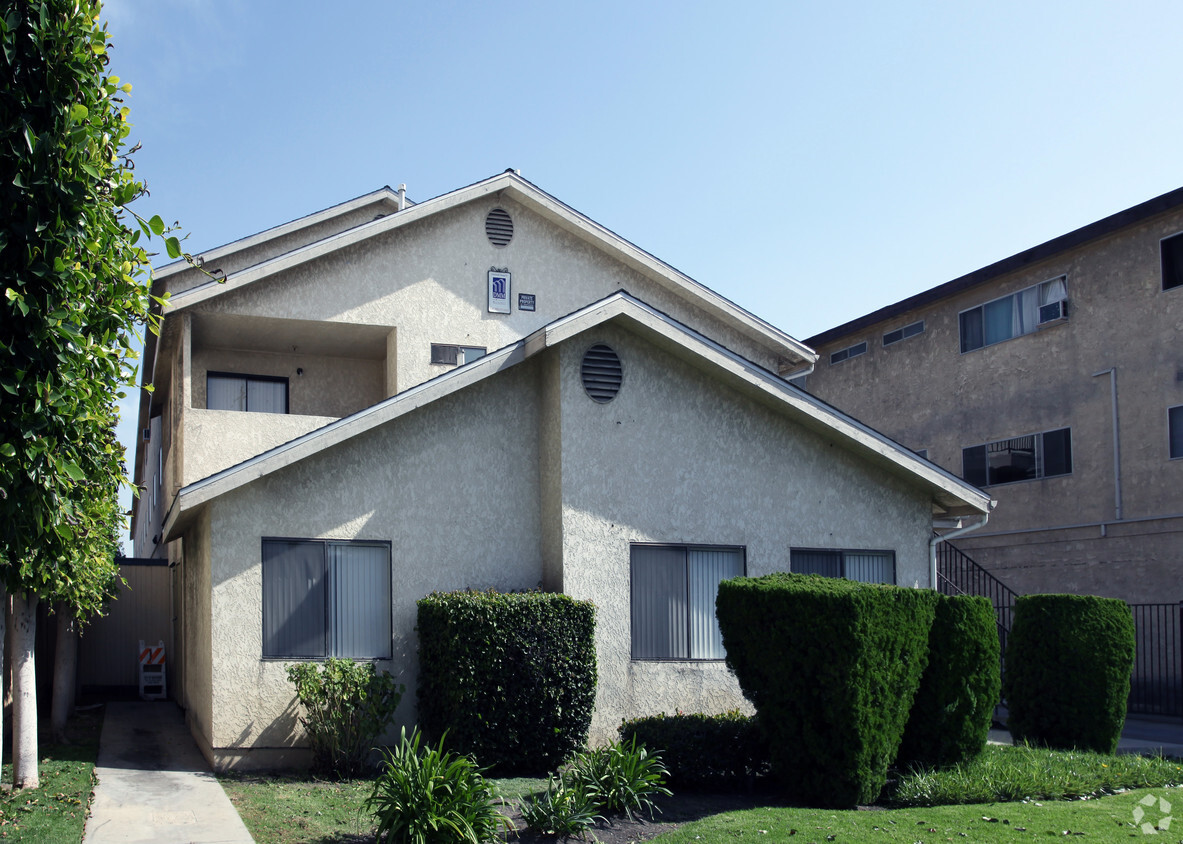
xmin=153 ymin=186 xmax=405 ymax=279
xmin=161 ymin=172 xmax=816 ymax=367
xmin=165 ymin=292 xmax=987 ymax=539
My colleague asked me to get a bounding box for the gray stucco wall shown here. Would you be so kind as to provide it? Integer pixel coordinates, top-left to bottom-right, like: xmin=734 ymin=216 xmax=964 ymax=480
xmin=548 ymin=324 xmax=933 ymax=741
xmin=183 ymin=322 xmax=939 ymax=768
xmin=189 ymin=197 xmax=782 ymax=394
xmin=192 ymin=347 xmax=385 ymax=419
xmin=195 ymin=363 xmax=546 ymax=763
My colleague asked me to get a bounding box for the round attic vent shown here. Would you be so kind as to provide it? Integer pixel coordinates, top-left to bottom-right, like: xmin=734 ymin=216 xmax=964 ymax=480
xmin=581 ymin=344 xmax=623 ymax=403
xmin=485 ymin=208 xmax=513 ymax=246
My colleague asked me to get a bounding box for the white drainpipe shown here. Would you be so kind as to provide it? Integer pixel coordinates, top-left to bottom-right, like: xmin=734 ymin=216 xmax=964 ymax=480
xmin=929 ymin=509 xmax=993 ymax=589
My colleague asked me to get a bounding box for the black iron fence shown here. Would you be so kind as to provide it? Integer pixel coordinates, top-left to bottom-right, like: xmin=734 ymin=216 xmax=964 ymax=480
xmin=1129 ymin=602 xmax=1182 ymax=717
xmin=935 ymin=540 xmax=1016 ymax=672
xmin=936 ymin=540 xmax=1181 ymax=719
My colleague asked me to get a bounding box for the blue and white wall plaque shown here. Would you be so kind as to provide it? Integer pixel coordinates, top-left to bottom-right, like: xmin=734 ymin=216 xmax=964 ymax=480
xmin=488 ymin=269 xmax=511 ymax=314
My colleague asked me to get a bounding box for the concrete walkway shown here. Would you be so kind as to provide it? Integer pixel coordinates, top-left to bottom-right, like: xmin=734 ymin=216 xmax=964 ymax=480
xmin=83 ymin=702 xmax=254 ymax=844
xmin=988 ymin=715 xmax=1183 ymax=757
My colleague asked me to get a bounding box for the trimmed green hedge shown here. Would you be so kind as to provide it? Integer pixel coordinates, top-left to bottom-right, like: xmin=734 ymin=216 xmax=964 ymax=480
xmin=1004 ymin=593 xmax=1135 ymax=754
xmin=717 ymin=573 xmax=937 ymax=808
xmin=416 ymin=589 xmax=596 ymax=774
xmin=896 ymin=594 xmax=1000 ymax=769
xmin=618 ymin=711 xmax=769 ymax=791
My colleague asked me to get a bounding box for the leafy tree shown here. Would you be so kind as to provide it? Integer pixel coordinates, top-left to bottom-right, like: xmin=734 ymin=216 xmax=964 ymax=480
xmin=0 ymin=0 xmax=180 ymax=787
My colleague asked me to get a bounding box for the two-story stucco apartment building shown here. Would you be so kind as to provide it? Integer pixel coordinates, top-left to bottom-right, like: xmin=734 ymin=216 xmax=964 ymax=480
xmin=802 ymin=187 xmax=1183 ymax=606
xmin=130 ymin=171 xmax=991 ymax=770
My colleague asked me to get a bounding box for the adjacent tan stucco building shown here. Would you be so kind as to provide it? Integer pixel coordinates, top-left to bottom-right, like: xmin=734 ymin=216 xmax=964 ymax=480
xmin=131 ymin=172 xmax=991 ymax=770
xmin=801 ymin=187 xmax=1183 ymax=605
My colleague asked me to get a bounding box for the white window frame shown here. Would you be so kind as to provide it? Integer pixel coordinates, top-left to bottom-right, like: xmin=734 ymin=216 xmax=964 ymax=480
xmin=262 ymin=538 xmax=393 ymax=660
xmin=961 ymin=427 xmax=1073 ymax=487
xmin=790 ymin=548 xmax=896 ymax=584
xmin=630 ymin=544 xmax=745 ymax=661
xmin=829 ymin=341 xmax=867 ymax=365
xmin=959 ymin=276 xmax=1068 ymax=353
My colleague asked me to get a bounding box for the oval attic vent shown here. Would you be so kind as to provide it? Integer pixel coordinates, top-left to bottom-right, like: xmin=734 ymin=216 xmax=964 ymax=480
xmin=581 ymin=344 xmax=623 ymax=403
xmin=485 ymin=208 xmax=513 ymax=246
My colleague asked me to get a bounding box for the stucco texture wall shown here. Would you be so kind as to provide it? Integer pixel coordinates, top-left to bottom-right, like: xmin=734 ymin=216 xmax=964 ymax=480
xmin=196 ymin=363 xmax=545 ymax=762
xmin=803 ymin=208 xmax=1183 ymax=602
xmin=182 ymin=318 xmax=940 ymax=766
xmin=549 ymin=323 xmax=934 ymax=742
xmin=189 ymin=197 xmax=782 ymax=396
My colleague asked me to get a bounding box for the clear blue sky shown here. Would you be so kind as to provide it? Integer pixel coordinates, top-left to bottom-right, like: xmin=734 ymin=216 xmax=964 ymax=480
xmin=102 ymin=0 xmax=1183 ymax=543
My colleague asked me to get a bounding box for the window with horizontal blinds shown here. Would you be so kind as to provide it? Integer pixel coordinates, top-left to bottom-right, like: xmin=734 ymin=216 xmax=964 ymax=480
xmin=791 ymin=548 xmax=894 ymax=584
xmin=631 ymin=545 xmax=743 ymax=660
xmin=207 ymin=373 xmax=288 ymax=414
xmin=262 ymin=539 xmax=392 ymax=659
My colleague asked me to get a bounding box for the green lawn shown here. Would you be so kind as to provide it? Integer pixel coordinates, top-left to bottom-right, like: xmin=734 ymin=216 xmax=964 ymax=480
xmin=0 ymin=707 xmax=102 ymax=843
xmin=219 ymin=746 xmax=1183 ymax=844
xmin=653 ymin=788 xmax=1180 ymax=843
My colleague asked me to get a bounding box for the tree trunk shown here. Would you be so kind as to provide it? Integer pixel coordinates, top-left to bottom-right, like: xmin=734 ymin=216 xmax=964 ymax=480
xmin=11 ymin=592 xmax=38 ymax=789
xmin=4 ymin=597 xmax=12 ymax=737
xmin=0 ymin=585 xmax=6 ymax=773
xmin=50 ymin=603 xmax=77 ymax=744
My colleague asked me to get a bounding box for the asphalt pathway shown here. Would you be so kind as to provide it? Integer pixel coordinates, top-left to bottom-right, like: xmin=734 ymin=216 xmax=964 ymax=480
xmin=83 ymin=701 xmax=254 ymax=844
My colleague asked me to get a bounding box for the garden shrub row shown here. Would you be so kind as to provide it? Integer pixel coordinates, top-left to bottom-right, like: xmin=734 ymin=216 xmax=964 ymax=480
xmin=896 ymin=593 xmax=1000 ymax=769
xmin=1005 ymin=593 xmax=1135 ymax=754
xmin=416 ymin=589 xmax=597 ymax=774
xmin=618 ymin=710 xmax=769 ymax=790
xmin=716 ymin=573 xmax=938 ymax=808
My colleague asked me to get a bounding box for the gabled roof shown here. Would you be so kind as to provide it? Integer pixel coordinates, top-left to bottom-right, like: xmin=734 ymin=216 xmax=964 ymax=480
xmin=806 ymin=184 xmax=1183 ymax=347
xmin=160 ymin=171 xmax=815 ymax=369
xmin=152 ymin=185 xmax=408 ymax=280
xmin=162 ymin=292 xmax=991 ymax=540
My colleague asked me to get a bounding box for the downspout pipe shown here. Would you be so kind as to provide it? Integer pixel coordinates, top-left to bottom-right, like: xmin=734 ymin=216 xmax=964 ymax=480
xmin=1092 ymin=367 xmax=1122 ymax=522
xmin=929 ymin=509 xmax=993 ymax=590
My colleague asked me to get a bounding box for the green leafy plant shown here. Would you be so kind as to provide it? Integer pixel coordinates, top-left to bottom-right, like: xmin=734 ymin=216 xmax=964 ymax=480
xmin=619 ymin=710 xmax=769 ymax=790
xmin=896 ymin=594 xmax=1000 ymax=769
xmin=1004 ymin=593 xmax=1135 ymax=754
xmin=417 ymin=589 xmax=597 ymax=774
xmin=717 ymin=573 xmax=937 ymax=808
xmin=518 ymin=775 xmax=602 ymax=838
xmin=564 ymin=737 xmax=672 ymax=821
xmin=286 ymin=657 xmax=404 ymax=778
xmin=366 ymin=728 xmax=512 ymax=844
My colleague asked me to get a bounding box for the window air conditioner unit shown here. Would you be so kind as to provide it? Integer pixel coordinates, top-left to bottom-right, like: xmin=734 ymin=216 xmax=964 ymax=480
xmin=1038 ymin=299 xmax=1068 ymax=323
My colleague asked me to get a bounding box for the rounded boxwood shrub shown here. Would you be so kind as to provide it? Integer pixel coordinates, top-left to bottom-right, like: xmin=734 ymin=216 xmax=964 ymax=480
xmin=896 ymin=594 xmax=1000 ymax=769
xmin=717 ymin=573 xmax=937 ymax=808
xmin=618 ymin=710 xmax=769 ymax=791
xmin=1004 ymin=593 xmax=1135 ymax=754
xmin=416 ymin=589 xmax=596 ymax=774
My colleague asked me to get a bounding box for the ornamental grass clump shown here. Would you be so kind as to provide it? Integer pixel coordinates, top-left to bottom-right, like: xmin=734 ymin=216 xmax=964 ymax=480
xmin=367 ymin=728 xmax=512 ymax=844
xmin=518 ymin=737 xmax=671 ymax=837
xmin=286 ymin=657 xmax=404 ymax=778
